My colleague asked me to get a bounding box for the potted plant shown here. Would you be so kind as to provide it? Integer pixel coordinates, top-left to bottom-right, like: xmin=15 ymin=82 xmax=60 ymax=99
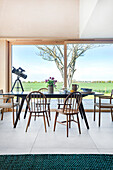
xmin=45 ymin=77 xmax=57 ymax=93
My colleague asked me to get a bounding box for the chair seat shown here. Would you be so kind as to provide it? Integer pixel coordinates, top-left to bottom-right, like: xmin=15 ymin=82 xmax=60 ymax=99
xmin=0 ymin=102 xmax=19 ymax=109
xmin=94 ymin=103 xmax=113 ymax=108
xmin=56 ymin=108 xmax=78 ymax=115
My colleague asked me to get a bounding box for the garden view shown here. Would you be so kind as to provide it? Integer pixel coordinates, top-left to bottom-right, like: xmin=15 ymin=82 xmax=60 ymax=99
xmin=12 ymin=43 xmax=113 ymax=96
xmin=22 ymin=81 xmax=113 ymax=94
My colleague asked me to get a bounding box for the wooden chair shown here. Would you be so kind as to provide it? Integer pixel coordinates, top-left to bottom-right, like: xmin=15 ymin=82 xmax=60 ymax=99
xmin=38 ymin=88 xmax=51 ymax=120
xmin=25 ymin=91 xmax=50 ymax=132
xmin=0 ymin=89 xmax=19 ymax=125
xmin=58 ymin=98 xmax=66 ymax=109
xmin=94 ymin=90 xmax=113 ymax=126
xmin=58 ymin=88 xmax=68 ymax=109
xmin=53 ymin=91 xmax=82 ymax=137
xmin=0 ymin=90 xmax=3 ymax=115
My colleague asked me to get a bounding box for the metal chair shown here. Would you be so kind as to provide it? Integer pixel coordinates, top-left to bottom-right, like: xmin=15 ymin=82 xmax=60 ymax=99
xmin=53 ymin=91 xmax=82 ymax=137
xmin=25 ymin=91 xmax=50 ymax=132
xmin=0 ymin=89 xmax=19 ymax=125
xmin=94 ymin=90 xmax=113 ymax=126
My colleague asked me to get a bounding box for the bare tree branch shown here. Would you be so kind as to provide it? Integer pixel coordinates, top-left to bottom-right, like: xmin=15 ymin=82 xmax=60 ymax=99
xmin=35 ymin=44 xmax=104 ymax=88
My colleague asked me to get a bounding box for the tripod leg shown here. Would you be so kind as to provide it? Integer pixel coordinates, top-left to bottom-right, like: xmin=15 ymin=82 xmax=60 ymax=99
xmin=18 ymin=79 xmax=24 ymax=92
xmin=6 ymin=79 xmax=18 ymax=103
xmin=11 ymin=79 xmax=18 ymax=92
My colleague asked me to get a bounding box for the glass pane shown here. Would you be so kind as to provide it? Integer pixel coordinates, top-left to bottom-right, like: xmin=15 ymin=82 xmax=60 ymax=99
xmin=12 ymin=45 xmax=64 ymax=92
xmin=67 ymin=43 xmax=113 ymax=94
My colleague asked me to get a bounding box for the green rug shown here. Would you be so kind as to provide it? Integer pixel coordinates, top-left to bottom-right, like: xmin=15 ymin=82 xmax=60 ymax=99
xmin=0 ymin=154 xmax=113 ymax=170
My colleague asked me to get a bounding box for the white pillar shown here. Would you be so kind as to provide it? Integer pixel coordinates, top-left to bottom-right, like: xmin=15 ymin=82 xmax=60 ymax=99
xmin=0 ymin=40 xmax=9 ymax=92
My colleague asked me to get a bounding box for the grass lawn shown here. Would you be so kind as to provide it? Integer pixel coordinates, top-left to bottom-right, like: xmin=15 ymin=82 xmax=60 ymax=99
xmin=22 ymin=82 xmax=64 ymax=92
xmin=20 ymin=82 xmax=113 ymax=94
xmin=77 ymin=82 xmax=113 ymax=94
xmin=12 ymin=82 xmax=113 ymax=99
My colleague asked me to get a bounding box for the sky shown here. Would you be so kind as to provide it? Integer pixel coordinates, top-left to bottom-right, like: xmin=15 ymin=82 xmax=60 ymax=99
xmin=12 ymin=44 xmax=113 ymax=82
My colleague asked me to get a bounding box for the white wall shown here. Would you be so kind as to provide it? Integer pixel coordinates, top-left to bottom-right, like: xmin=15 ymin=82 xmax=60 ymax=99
xmin=79 ymin=0 xmax=98 ymax=37
xmin=0 ymin=40 xmax=8 ymax=92
xmin=0 ymin=0 xmax=79 ymax=39
xmin=80 ymin=0 xmax=113 ymax=38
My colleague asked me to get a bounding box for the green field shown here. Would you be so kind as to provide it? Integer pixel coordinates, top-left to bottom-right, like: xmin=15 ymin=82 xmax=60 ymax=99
xmin=77 ymin=82 xmax=113 ymax=93
xmin=22 ymin=82 xmax=64 ymax=92
xmin=20 ymin=82 xmax=113 ymax=94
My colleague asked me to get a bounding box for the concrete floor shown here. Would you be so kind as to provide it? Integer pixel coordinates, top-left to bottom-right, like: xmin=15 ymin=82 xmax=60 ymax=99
xmin=0 ymin=108 xmax=113 ymax=155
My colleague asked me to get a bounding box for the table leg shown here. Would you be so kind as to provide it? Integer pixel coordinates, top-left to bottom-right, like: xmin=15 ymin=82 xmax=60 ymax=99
xmin=14 ymin=97 xmax=25 ymax=128
xmin=24 ymin=98 xmax=31 ymax=119
xmin=79 ymin=104 xmax=84 ymax=119
xmin=24 ymin=105 xmax=28 ymax=119
xmin=79 ymin=102 xmax=89 ymax=129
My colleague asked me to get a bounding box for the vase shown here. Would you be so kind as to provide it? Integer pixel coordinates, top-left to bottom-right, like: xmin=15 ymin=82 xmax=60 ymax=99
xmin=48 ymin=85 xmax=54 ymax=93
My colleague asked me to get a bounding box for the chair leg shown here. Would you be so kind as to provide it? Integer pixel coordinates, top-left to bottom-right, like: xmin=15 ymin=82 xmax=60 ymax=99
xmin=1 ymin=109 xmax=4 ymax=120
xmin=111 ymin=108 xmax=113 ymax=121
xmin=16 ymin=105 xmax=20 ymax=120
xmin=48 ymin=104 xmax=51 ymax=120
xmin=69 ymin=115 xmax=71 ymax=128
xmin=53 ymin=112 xmax=59 ymax=132
xmin=99 ymin=107 xmax=101 ymax=127
xmin=45 ymin=111 xmax=50 ymax=127
xmin=77 ymin=114 xmax=81 ymax=134
xmin=94 ymin=105 xmax=96 ymax=121
xmin=66 ymin=115 xmax=69 ymax=137
xmin=43 ymin=113 xmax=47 ymax=132
xmin=13 ymin=107 xmax=15 ymax=125
xmin=25 ymin=113 xmax=32 ymax=132
xmin=34 ymin=113 xmax=36 ymax=121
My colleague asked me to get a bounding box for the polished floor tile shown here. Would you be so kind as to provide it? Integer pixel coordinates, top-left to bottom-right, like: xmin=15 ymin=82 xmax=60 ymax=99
xmin=0 ymin=110 xmax=113 ymax=154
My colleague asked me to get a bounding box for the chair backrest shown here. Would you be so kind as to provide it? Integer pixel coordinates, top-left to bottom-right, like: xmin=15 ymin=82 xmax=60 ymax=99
xmin=0 ymin=89 xmax=3 ymax=104
xmin=63 ymin=91 xmax=82 ymax=114
xmin=38 ymin=88 xmax=51 ymax=103
xmin=38 ymin=88 xmax=48 ymax=93
xmin=26 ymin=91 xmax=47 ymax=113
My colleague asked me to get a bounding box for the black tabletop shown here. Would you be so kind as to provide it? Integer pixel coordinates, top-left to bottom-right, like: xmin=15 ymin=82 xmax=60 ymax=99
xmin=0 ymin=91 xmax=96 ymax=98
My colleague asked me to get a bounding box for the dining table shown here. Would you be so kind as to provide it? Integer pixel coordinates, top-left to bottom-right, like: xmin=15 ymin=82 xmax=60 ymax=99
xmin=0 ymin=91 xmax=98 ymax=129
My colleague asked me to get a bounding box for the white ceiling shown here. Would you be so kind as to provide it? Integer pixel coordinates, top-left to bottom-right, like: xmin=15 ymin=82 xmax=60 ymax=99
xmin=0 ymin=0 xmax=113 ymax=39
xmin=0 ymin=0 xmax=79 ymax=39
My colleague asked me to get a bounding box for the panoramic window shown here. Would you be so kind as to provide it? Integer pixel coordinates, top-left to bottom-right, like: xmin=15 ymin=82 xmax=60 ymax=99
xmin=12 ymin=43 xmax=113 ymax=95
xmin=12 ymin=45 xmax=64 ymax=92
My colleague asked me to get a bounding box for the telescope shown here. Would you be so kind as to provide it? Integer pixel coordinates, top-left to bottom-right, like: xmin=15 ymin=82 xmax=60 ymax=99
xmin=12 ymin=67 xmax=27 ymax=79
xmin=11 ymin=67 xmax=27 ymax=92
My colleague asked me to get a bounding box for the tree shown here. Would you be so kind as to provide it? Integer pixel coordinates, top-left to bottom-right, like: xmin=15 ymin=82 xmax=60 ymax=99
xmin=35 ymin=44 xmax=102 ymax=88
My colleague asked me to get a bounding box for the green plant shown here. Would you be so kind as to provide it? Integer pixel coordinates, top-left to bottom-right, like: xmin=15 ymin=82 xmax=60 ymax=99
xmin=45 ymin=77 xmax=57 ymax=87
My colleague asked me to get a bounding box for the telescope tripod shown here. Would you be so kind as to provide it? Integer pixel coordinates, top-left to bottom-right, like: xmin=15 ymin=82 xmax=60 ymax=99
xmin=11 ymin=76 xmax=24 ymax=92
xmin=11 ymin=76 xmax=24 ymax=115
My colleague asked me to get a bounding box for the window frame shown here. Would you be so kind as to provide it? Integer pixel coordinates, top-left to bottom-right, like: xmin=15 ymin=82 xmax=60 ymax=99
xmin=8 ymin=39 xmax=113 ymax=91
